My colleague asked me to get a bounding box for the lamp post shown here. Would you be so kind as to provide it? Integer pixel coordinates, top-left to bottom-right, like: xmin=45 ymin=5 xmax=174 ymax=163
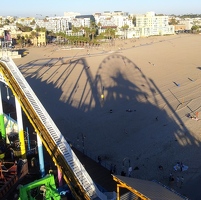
xmin=5 ymin=85 xmax=10 ymax=100
xmin=77 ymin=133 xmax=86 ymax=154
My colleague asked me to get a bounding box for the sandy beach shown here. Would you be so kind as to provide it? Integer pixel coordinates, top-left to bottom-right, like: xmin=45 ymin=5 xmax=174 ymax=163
xmin=13 ymin=34 xmax=201 ymax=199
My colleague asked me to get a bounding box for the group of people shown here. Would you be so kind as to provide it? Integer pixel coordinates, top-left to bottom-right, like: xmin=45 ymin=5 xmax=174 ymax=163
xmin=174 ymin=161 xmax=188 ymax=172
xmin=169 ymin=173 xmax=184 ymax=188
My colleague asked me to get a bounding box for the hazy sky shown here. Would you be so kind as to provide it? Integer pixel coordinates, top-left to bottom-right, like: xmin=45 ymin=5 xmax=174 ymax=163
xmin=1 ymin=0 xmax=201 ymax=17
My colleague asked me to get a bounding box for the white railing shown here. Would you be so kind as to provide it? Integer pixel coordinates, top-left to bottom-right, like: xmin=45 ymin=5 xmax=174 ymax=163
xmin=0 ymin=57 xmax=107 ymax=200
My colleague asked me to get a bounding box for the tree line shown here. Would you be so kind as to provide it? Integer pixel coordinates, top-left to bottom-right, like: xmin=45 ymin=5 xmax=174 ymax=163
xmin=13 ymin=21 xmax=131 ymax=47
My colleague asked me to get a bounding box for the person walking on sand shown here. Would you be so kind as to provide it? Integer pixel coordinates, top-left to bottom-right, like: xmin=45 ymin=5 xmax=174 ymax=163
xmin=169 ymin=174 xmax=174 ymax=186
xmin=124 ymin=129 xmax=127 ymax=134
xmin=128 ymin=166 xmax=132 ymax=177
xmin=169 ymin=173 xmax=173 ymax=182
xmin=180 ymin=176 xmax=184 ymax=188
xmin=176 ymin=176 xmax=180 ymax=187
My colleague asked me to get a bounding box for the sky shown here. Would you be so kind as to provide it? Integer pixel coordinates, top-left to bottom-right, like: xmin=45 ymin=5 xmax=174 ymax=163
xmin=1 ymin=0 xmax=201 ymax=17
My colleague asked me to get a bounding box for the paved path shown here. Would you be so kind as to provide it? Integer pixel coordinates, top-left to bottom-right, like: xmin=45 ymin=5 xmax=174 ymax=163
xmin=72 ymin=148 xmax=116 ymax=193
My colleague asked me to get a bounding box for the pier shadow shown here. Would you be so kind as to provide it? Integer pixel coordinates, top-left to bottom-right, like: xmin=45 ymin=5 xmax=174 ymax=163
xmin=7 ymin=51 xmax=201 ymax=199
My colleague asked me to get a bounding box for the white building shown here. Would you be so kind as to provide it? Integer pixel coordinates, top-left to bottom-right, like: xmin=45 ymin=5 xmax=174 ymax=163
xmin=94 ymin=12 xmax=135 ymax=38
xmin=136 ymin=12 xmax=174 ymax=37
xmin=16 ymin=17 xmax=35 ymax=26
xmin=36 ymin=17 xmax=72 ymax=33
xmin=74 ymin=15 xmax=94 ymax=28
xmin=179 ymin=17 xmax=201 ymax=31
xmin=179 ymin=19 xmax=193 ymax=31
xmin=1 ymin=11 xmax=177 ymax=40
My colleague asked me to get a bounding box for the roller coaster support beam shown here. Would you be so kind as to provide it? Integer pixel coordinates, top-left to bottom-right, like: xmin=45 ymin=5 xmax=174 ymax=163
xmin=0 ymin=86 xmax=6 ymax=139
xmin=57 ymin=167 xmax=63 ymax=187
xmin=37 ymin=133 xmax=45 ymax=177
xmin=15 ymin=96 xmax=26 ymax=159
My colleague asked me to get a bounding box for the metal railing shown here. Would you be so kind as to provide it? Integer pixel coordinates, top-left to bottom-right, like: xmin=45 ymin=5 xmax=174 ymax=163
xmin=0 ymin=57 xmax=107 ymax=200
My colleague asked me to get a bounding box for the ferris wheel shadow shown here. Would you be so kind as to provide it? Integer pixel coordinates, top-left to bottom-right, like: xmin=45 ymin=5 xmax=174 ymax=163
xmin=19 ymin=52 xmax=201 ymax=179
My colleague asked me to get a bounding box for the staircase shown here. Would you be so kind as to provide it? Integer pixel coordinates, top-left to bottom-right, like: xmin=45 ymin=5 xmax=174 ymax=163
xmin=0 ymin=57 xmax=107 ymax=200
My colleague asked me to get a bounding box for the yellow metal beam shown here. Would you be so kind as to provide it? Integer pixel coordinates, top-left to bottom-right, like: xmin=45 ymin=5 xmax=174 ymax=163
xmin=0 ymin=62 xmax=90 ymax=200
xmin=113 ymin=175 xmax=150 ymax=200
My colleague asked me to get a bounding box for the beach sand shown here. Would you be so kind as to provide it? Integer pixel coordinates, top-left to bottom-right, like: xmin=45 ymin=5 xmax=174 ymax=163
xmin=13 ymin=34 xmax=201 ymax=199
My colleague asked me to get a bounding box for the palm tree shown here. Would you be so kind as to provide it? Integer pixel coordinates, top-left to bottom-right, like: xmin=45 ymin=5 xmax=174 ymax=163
xmin=97 ymin=22 xmax=102 ymax=35
xmin=191 ymin=25 xmax=199 ymax=33
xmin=89 ymin=20 xmax=98 ymax=41
xmin=72 ymin=26 xmax=80 ymax=36
xmin=30 ymin=20 xmax=36 ymax=26
xmin=90 ymin=27 xmax=96 ymax=41
xmin=104 ymin=27 xmax=116 ymax=46
xmin=25 ymin=34 xmax=29 ymax=46
xmin=121 ymin=24 xmax=129 ymax=39
xmin=105 ymin=28 xmax=112 ymax=40
xmin=83 ymin=27 xmax=90 ymax=38
xmin=105 ymin=27 xmax=116 ymax=39
xmin=110 ymin=28 xmax=116 ymax=39
xmin=169 ymin=18 xmax=178 ymax=25
xmin=30 ymin=31 xmax=38 ymax=46
xmin=16 ymin=35 xmax=25 ymax=47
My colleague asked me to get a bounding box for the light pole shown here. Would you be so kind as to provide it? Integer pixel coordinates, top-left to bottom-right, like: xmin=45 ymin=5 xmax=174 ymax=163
xmin=77 ymin=133 xmax=86 ymax=154
xmin=5 ymin=85 xmax=10 ymax=100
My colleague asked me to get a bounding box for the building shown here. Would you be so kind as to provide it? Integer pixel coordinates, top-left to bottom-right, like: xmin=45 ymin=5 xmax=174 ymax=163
xmin=18 ymin=31 xmax=47 ymax=46
xmin=94 ymin=12 xmax=135 ymax=39
xmin=32 ymin=31 xmax=46 ymax=46
xmin=136 ymin=12 xmax=174 ymax=37
xmin=174 ymin=24 xmax=186 ymax=33
xmin=179 ymin=19 xmax=193 ymax=31
xmin=16 ymin=17 xmax=35 ymax=27
xmin=75 ymin=15 xmax=95 ymax=27
xmin=0 ymin=11 xmax=179 ymax=42
xmin=36 ymin=17 xmax=71 ymax=33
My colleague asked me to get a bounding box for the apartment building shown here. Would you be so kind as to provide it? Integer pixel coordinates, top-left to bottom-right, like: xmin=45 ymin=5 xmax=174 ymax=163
xmin=17 ymin=31 xmax=47 ymax=46
xmin=75 ymin=15 xmax=95 ymax=27
xmin=36 ymin=17 xmax=71 ymax=33
xmin=101 ymin=11 xmax=129 ymax=17
xmin=35 ymin=14 xmax=94 ymax=34
xmin=136 ymin=12 xmax=174 ymax=37
xmin=179 ymin=19 xmax=193 ymax=31
xmin=179 ymin=18 xmax=201 ymax=31
xmin=1 ymin=11 xmax=178 ymax=41
xmin=95 ymin=11 xmax=133 ymax=29
xmin=94 ymin=12 xmax=135 ymax=38
xmin=35 ymin=31 xmax=46 ymax=46
xmin=0 ymin=25 xmax=18 ymax=37
xmin=16 ymin=17 xmax=35 ymax=27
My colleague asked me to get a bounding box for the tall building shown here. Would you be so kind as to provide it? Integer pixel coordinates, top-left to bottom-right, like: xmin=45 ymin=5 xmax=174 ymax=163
xmin=136 ymin=12 xmax=174 ymax=37
xmin=75 ymin=15 xmax=95 ymax=27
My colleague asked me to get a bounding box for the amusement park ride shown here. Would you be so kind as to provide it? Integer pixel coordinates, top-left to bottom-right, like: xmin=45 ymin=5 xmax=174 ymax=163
xmin=0 ymin=54 xmax=112 ymax=199
xmin=0 ymin=41 xmax=189 ymax=200
xmin=18 ymin=174 xmax=62 ymax=200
